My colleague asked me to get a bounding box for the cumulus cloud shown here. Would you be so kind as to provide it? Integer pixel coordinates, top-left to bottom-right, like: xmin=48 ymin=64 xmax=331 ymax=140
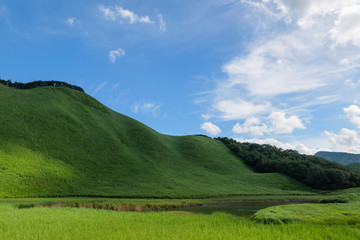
xmin=201 ymin=122 xmax=222 ymax=136
xmin=232 ymin=117 xmax=269 ymax=136
xmin=324 ymin=128 xmax=360 ymax=153
xmin=99 ymin=4 xmax=154 ymax=24
xmin=132 ymin=102 xmax=160 ymax=116
xmin=330 ymin=4 xmax=360 ymax=46
xmin=158 ymin=14 xmax=167 ymax=32
xmin=269 ymin=0 xmax=360 ymax=46
xmin=269 ymin=111 xmax=305 ymax=134
xmin=109 ymin=48 xmax=125 ymax=63
xmin=234 ymin=137 xmax=315 ymax=155
xmin=232 ymin=111 xmax=305 ymax=136
xmin=344 ymin=105 xmax=360 ymax=128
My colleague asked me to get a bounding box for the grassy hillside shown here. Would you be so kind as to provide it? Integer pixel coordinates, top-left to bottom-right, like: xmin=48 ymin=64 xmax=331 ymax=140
xmin=0 ymin=84 xmax=313 ymax=197
xmin=315 ymin=151 xmax=360 ymax=165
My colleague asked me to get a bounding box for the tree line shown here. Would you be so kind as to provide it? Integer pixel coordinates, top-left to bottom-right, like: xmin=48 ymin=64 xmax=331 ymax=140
xmin=216 ymin=137 xmax=360 ymax=190
xmin=0 ymin=79 xmax=84 ymax=92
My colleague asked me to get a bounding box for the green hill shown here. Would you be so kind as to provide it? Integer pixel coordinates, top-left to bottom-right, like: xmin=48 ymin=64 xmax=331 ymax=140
xmin=0 ymin=84 xmax=314 ymax=197
xmin=315 ymin=151 xmax=360 ymax=165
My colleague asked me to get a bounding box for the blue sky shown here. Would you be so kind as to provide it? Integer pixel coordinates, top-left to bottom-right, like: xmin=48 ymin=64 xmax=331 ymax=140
xmin=1 ymin=0 xmax=360 ymax=154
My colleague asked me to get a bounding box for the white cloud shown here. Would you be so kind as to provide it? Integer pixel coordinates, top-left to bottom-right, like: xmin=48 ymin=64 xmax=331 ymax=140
xmin=269 ymin=111 xmax=305 ymax=134
xmin=201 ymin=122 xmax=222 ymax=136
xmin=232 ymin=112 xmax=305 ymax=136
xmin=214 ymin=99 xmax=271 ymax=120
xmin=270 ymin=0 xmax=360 ymax=47
xmin=330 ymin=4 xmax=360 ymax=46
xmin=109 ymin=48 xmax=125 ymax=63
xmin=94 ymin=81 xmax=108 ymax=94
xmin=234 ymin=137 xmax=315 ymax=154
xmin=345 ymin=79 xmax=360 ymax=87
xmin=158 ymin=14 xmax=167 ymax=32
xmin=98 ymin=4 xmax=154 ymax=24
xmin=324 ymin=128 xmax=360 ymax=153
xmin=201 ymin=114 xmax=212 ymax=121
xmin=65 ymin=18 xmax=78 ymax=26
xmin=221 ymin=31 xmax=329 ymax=97
xmin=232 ymin=117 xmax=269 ymax=136
xmin=132 ymin=102 xmax=160 ymax=116
xmin=202 ymin=0 xmax=360 ymax=141
xmin=344 ymin=105 xmax=360 ymax=128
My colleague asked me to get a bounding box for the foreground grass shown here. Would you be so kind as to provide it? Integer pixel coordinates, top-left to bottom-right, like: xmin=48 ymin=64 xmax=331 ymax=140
xmin=0 ymin=202 xmax=358 ymax=240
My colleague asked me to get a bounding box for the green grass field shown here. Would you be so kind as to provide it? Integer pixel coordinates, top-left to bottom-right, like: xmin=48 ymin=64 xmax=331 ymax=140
xmin=0 ymin=85 xmax=314 ymax=197
xmin=0 ymin=197 xmax=359 ymax=240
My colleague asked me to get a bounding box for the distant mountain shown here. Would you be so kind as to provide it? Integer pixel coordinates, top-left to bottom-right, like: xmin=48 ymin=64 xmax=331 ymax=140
xmin=315 ymin=151 xmax=360 ymax=165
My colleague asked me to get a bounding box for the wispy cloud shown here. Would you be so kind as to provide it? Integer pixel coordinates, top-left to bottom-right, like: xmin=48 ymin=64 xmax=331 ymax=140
xmin=94 ymin=81 xmax=108 ymax=94
xmin=109 ymin=48 xmax=125 ymax=63
xmin=98 ymin=4 xmax=154 ymax=24
xmin=158 ymin=14 xmax=167 ymax=32
xmin=132 ymin=101 xmax=160 ymax=116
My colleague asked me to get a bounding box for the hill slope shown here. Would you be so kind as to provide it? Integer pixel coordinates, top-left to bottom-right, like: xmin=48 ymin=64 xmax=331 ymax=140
xmin=315 ymin=151 xmax=360 ymax=165
xmin=0 ymin=85 xmax=313 ymax=197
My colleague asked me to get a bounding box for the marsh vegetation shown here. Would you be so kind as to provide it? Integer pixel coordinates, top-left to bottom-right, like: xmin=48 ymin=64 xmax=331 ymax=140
xmin=1 ymin=191 xmax=360 ymax=240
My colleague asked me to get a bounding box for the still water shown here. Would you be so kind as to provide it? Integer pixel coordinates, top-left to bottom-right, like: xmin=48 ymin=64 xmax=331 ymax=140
xmin=175 ymin=201 xmax=297 ymax=217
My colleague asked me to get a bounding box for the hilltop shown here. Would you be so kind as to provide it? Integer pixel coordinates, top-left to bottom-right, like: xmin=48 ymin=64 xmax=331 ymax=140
xmin=0 ymin=84 xmax=315 ymax=197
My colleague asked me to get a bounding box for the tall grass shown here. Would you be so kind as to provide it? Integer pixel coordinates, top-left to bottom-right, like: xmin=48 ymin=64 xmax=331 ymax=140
xmin=0 ymin=203 xmax=358 ymax=240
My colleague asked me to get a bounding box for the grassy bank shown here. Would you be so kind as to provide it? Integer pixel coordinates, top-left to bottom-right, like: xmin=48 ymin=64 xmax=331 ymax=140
xmin=253 ymin=188 xmax=360 ymax=225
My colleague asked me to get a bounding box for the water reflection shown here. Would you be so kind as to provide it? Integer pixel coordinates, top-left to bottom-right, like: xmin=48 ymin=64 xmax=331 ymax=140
xmin=175 ymin=202 xmax=303 ymax=217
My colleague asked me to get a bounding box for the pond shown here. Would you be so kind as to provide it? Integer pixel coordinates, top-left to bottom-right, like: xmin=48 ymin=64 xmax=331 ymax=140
xmin=24 ymin=199 xmax=317 ymax=217
xmin=174 ymin=201 xmax=311 ymax=217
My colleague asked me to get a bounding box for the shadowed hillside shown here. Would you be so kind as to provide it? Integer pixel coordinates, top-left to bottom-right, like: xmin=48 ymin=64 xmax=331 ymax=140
xmin=0 ymin=84 xmax=314 ymax=197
